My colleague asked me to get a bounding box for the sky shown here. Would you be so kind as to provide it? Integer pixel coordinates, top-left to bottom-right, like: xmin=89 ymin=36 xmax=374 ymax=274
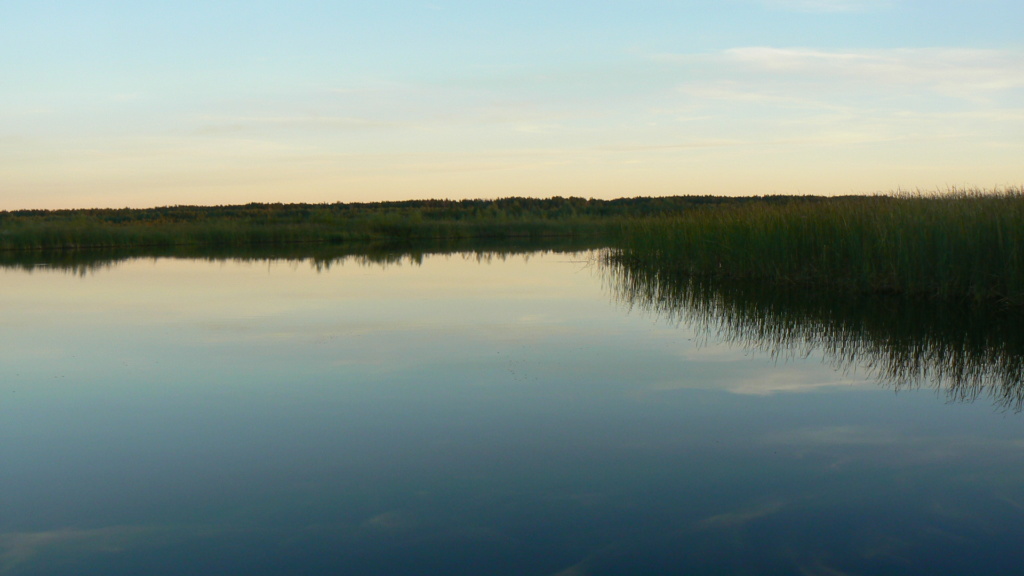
xmin=1 ymin=0 xmax=1022 ymax=209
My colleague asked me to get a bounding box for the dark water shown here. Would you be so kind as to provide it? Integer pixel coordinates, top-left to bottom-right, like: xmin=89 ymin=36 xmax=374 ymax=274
xmin=1 ymin=248 xmax=1023 ymax=575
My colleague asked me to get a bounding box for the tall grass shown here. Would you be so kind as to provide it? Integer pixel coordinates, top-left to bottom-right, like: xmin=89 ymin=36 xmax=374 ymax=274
xmin=0 ymin=216 xmax=619 ymax=251
xmin=616 ymin=188 xmax=1024 ymax=303
xmin=0 ymin=195 xmax=806 ymax=252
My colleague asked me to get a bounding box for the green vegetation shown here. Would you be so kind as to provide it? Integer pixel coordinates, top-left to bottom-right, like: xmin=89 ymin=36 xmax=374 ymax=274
xmin=614 ymin=188 xmax=1024 ymax=304
xmin=0 ymin=195 xmax=773 ymax=251
xmin=7 ymin=189 xmax=1023 ymax=303
xmin=604 ymin=260 xmax=1024 ymax=410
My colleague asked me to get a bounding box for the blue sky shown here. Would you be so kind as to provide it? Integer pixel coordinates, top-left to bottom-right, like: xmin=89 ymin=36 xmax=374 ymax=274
xmin=2 ymin=0 xmax=1022 ymax=208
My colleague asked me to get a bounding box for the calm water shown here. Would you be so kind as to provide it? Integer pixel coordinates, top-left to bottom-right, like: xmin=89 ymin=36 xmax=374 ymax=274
xmin=2 ymin=249 xmax=1023 ymax=575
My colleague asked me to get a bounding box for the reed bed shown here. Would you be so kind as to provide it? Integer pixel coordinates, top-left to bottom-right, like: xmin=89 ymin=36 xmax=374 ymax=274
xmin=0 ymin=196 xmax=805 ymax=252
xmin=0 ymin=216 xmax=619 ymax=251
xmin=616 ymin=188 xmax=1024 ymax=304
xmin=0 ymin=196 xmax=757 ymax=252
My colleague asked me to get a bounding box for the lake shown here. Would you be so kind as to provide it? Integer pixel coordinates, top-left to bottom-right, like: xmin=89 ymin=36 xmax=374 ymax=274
xmin=2 ymin=247 xmax=1023 ymax=575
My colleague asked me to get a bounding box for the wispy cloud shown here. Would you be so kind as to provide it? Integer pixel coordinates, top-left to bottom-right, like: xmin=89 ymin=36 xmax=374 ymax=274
xmin=195 ymin=115 xmax=406 ymax=135
xmin=658 ymin=47 xmax=1024 ymax=102
xmin=722 ymin=47 xmax=1024 ymax=97
xmin=595 ymin=139 xmax=742 ymax=152
xmin=645 ymin=45 xmax=1024 ymax=153
xmin=189 ymin=47 xmax=1023 ymax=160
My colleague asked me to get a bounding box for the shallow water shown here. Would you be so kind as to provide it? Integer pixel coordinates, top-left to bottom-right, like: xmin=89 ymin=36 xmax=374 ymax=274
xmin=1 ymin=249 xmax=1023 ymax=575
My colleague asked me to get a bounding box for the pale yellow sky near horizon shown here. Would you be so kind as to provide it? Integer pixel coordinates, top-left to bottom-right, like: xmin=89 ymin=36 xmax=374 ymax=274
xmin=3 ymin=1 xmax=1022 ymax=210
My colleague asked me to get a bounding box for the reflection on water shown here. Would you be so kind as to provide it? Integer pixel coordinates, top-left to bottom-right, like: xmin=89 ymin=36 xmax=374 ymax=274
xmin=0 ymin=238 xmax=606 ymax=277
xmin=604 ymin=253 xmax=1024 ymax=410
xmin=3 ymin=246 xmax=1024 ymax=575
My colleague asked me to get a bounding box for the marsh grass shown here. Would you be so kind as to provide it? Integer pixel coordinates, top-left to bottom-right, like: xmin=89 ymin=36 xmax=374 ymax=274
xmin=616 ymin=188 xmax=1024 ymax=303
xmin=604 ymin=259 xmax=1024 ymax=410
xmin=0 ymin=217 xmax=614 ymax=251
xmin=1 ymin=196 xmax=757 ymax=252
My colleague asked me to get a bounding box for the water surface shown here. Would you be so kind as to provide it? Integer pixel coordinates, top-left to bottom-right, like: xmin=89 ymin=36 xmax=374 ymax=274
xmin=1 ymin=249 xmax=1023 ymax=575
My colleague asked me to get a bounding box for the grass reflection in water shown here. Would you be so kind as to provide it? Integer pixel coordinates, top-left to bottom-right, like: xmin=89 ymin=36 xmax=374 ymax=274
xmin=604 ymin=252 xmax=1024 ymax=411
xmin=0 ymin=237 xmax=605 ymax=277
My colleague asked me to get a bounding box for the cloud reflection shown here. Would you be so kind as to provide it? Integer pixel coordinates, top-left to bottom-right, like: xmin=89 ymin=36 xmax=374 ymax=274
xmin=0 ymin=526 xmax=166 ymax=575
xmin=695 ymin=500 xmax=788 ymax=530
xmin=604 ymin=253 xmax=1024 ymax=410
